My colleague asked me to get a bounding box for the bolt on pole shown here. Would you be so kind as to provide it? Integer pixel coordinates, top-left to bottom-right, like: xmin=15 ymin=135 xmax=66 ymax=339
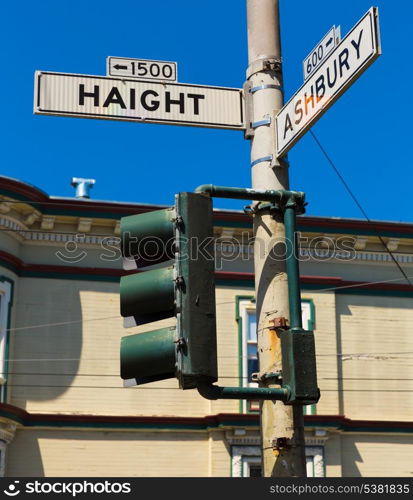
xmin=246 ymin=0 xmax=306 ymax=477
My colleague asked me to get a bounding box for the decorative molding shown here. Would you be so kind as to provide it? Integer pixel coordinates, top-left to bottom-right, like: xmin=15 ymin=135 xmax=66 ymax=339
xmin=25 ymin=212 xmax=40 ymax=226
xmin=299 ymin=247 xmax=413 ymax=265
xmin=0 ymin=426 xmax=13 ymax=477
xmin=226 ymin=430 xmax=260 ymax=446
xmin=40 ymin=216 xmax=55 ymax=230
xmin=0 ymin=216 xmax=27 ymax=240
xmin=77 ymin=218 xmax=93 ymax=233
xmin=387 ymin=238 xmax=400 ymax=252
xmin=220 ymin=228 xmax=235 ymax=239
xmin=354 ymin=237 xmax=368 ymax=250
xmin=0 ymin=422 xmax=16 ymax=444
xmin=0 ymin=203 xmax=11 ymax=214
xmin=320 ymin=234 xmax=336 ymax=247
xmin=0 ymin=213 xmax=412 ymax=266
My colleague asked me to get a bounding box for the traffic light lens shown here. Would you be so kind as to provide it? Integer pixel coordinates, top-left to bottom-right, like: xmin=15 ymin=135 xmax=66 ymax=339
xmin=120 ymin=266 xmax=175 ymax=324
xmin=121 ymin=326 xmax=176 ymax=383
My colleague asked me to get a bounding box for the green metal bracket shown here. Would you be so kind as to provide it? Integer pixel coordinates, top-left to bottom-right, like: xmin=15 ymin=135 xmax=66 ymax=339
xmin=194 ymin=184 xmax=320 ymax=405
xmin=197 ymin=382 xmax=289 ymax=401
xmin=195 ymin=184 xmax=305 ymax=212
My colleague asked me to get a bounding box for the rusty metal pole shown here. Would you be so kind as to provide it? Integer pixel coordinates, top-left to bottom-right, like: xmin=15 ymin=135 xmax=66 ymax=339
xmin=246 ymin=0 xmax=306 ymax=476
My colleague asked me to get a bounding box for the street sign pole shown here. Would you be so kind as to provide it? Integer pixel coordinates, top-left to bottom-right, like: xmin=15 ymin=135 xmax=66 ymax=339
xmin=246 ymin=0 xmax=306 ymax=477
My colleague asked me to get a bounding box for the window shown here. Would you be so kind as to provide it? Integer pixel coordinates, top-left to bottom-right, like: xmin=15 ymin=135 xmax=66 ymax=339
xmin=232 ymin=446 xmax=261 ymax=477
xmin=305 ymin=447 xmax=325 ymax=477
xmin=231 ymin=445 xmax=325 ymax=477
xmin=0 ymin=278 xmax=13 ymax=402
xmin=238 ymin=297 xmax=316 ymax=414
xmin=246 ymin=311 xmax=258 ymax=384
xmin=0 ymin=443 xmax=5 ymax=477
xmin=243 ymin=457 xmax=261 ymax=477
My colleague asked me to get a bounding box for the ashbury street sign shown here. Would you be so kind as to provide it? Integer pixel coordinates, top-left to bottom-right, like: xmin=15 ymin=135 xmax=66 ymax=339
xmin=276 ymin=7 xmax=381 ymax=158
xmin=34 ymin=72 xmax=245 ymax=130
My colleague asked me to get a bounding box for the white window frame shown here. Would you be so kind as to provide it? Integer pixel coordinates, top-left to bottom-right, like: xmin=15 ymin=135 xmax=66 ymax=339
xmin=238 ymin=298 xmax=315 ymax=414
xmin=0 ymin=279 xmax=12 ymax=400
xmin=243 ymin=456 xmax=261 ymax=477
xmin=0 ymin=441 xmax=6 ymax=477
xmin=232 ymin=445 xmax=261 ymax=477
xmin=305 ymin=446 xmax=325 ymax=477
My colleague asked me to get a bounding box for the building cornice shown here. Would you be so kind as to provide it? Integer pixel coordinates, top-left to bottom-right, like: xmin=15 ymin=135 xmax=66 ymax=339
xmin=2 ymin=175 xmax=413 ymax=237
xmin=0 ymin=404 xmax=412 ymax=434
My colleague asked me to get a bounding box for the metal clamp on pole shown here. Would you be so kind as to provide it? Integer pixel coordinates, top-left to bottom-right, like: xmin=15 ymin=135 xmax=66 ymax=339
xmin=197 ymin=382 xmax=289 ymax=401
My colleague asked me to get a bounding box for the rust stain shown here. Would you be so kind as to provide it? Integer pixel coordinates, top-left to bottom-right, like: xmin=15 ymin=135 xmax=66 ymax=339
xmin=268 ymin=327 xmax=281 ymax=353
xmin=270 ymin=317 xmax=289 ymax=329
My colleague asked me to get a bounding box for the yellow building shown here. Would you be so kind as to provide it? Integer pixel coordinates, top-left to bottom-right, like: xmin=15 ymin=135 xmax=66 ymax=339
xmin=0 ymin=175 xmax=412 ymax=477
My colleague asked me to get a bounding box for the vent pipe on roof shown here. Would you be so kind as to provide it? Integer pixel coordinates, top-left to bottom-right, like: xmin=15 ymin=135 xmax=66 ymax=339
xmin=71 ymin=178 xmax=96 ymax=198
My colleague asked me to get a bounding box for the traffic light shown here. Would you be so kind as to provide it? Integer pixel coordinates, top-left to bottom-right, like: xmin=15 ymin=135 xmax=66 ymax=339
xmin=119 ymin=192 xmax=217 ymax=390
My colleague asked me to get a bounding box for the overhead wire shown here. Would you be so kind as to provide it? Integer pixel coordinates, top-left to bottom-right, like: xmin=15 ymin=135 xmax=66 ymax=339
xmin=4 ymin=371 xmax=413 ymax=381
xmin=5 ymin=275 xmax=413 ymax=334
xmin=3 ymin=383 xmax=413 ymax=392
xmin=310 ymin=129 xmax=412 ymax=285
xmin=2 ymin=160 xmax=413 ymax=388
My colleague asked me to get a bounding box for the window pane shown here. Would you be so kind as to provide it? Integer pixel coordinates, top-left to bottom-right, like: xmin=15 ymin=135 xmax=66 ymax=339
xmin=247 ymin=344 xmax=257 ymax=357
xmin=247 ymin=357 xmax=258 ymax=381
xmin=247 ymin=312 xmax=257 ymax=342
xmin=306 ymin=456 xmax=315 ymax=477
xmin=248 ymin=465 xmax=262 ymax=477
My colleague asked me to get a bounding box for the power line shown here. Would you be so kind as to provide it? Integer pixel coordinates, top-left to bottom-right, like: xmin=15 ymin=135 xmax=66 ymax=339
xmin=6 ymin=275 xmax=413 ymax=334
xmin=6 ymin=315 xmax=120 ymax=332
xmin=5 ymin=372 xmax=413 ymax=381
xmin=313 ymin=275 xmax=413 ymax=293
xmin=4 ymin=353 xmax=413 ymax=362
xmin=310 ymin=129 xmax=412 ymax=285
xmin=4 ymin=383 xmax=413 ymax=392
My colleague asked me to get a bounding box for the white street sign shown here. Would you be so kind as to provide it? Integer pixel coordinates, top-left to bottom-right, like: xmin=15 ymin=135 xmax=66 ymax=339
xmin=276 ymin=7 xmax=381 ymax=158
xmin=303 ymin=26 xmax=340 ymax=81
xmin=34 ymin=72 xmax=245 ymax=130
xmin=107 ymin=57 xmax=178 ymax=82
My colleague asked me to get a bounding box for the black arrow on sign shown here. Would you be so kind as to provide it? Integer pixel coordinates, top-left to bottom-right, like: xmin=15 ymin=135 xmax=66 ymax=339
xmin=325 ymin=37 xmax=333 ymax=47
xmin=114 ymin=64 xmax=128 ymax=70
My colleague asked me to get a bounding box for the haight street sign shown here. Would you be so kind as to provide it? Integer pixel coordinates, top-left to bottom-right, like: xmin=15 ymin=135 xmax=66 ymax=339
xmin=275 ymin=7 xmax=381 ymax=158
xmin=34 ymin=72 xmax=245 ymax=130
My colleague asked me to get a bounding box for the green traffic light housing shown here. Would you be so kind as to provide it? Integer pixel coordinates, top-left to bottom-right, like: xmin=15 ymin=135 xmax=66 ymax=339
xmin=119 ymin=192 xmax=217 ymax=390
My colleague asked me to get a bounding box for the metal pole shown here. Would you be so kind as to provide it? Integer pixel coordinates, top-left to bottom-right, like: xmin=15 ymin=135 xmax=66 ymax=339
xmin=246 ymin=0 xmax=306 ymax=477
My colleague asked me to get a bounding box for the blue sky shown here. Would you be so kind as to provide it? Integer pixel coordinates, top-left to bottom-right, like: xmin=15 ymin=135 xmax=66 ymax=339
xmin=1 ymin=1 xmax=410 ymax=221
